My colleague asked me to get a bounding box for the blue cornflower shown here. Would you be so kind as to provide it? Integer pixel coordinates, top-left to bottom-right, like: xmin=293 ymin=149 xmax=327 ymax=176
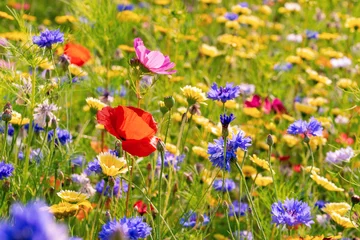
xmin=109 ymin=149 xmax=120 ymax=157
xmin=208 ymin=130 xmax=251 ymax=171
xmin=180 ymin=210 xmax=209 ymax=228
xmin=99 ymin=217 xmax=152 ymax=240
xmin=157 ymin=151 xmax=185 ymax=170
xmin=0 ymin=201 xmax=68 ymax=240
xmin=48 ymin=128 xmax=72 ymax=145
xmin=315 ymin=200 xmax=327 ymax=209
xmin=325 ymin=147 xmax=354 ymax=164
xmin=96 ymin=178 xmax=128 ymax=198
xmin=30 ymin=148 xmax=43 ymax=163
xmin=213 ymin=179 xmax=236 ymax=192
xmin=71 ymin=155 xmax=86 ymax=167
xmin=18 ymin=151 xmax=24 ymax=161
xmin=86 ymin=159 xmax=102 ymax=174
xmin=287 ymin=117 xmax=323 ymax=137
xmin=220 ymin=113 xmax=235 ymax=128
xmin=233 ymin=231 xmax=253 ymax=240
xmin=274 ymin=63 xmax=293 ymax=71
xmin=229 ymin=200 xmax=248 ymax=217
xmin=271 ymin=198 xmax=314 ymax=228
xmin=306 ymin=30 xmax=318 ymax=39
xmin=224 ymin=12 xmax=238 ymax=21
xmin=0 ymin=161 xmax=14 ymax=180
xmin=69 ymin=238 xmax=82 ymax=240
xmin=207 ymin=83 xmax=241 ymax=103
xmin=32 ymin=29 xmax=64 ymax=48
xmin=117 ymin=4 xmax=134 ymax=11
xmin=0 ymin=124 xmax=14 ymax=137
xmin=24 ymin=122 xmax=44 ymax=133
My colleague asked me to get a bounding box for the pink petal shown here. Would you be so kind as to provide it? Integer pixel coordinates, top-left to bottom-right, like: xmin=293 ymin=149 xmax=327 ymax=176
xmin=134 ymin=38 xmax=144 ymax=49
xmin=145 ymin=51 xmax=165 ymax=69
xmin=135 ymin=45 xmax=148 ymax=63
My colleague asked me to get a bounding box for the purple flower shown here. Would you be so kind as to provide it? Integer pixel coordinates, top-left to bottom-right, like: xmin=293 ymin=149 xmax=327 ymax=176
xmin=32 ymin=29 xmax=64 ymax=48
xmin=71 ymin=155 xmax=86 ymax=167
xmin=315 ymin=200 xmax=327 ymax=209
xmin=207 ymin=83 xmax=241 ymax=103
xmin=157 ymin=151 xmax=185 ymax=170
xmin=325 ymin=147 xmax=354 ymax=164
xmin=99 ymin=217 xmax=152 ymax=240
xmin=233 ymin=231 xmax=253 ymax=240
xmin=274 ymin=63 xmax=293 ymax=71
xmin=287 ymin=117 xmax=323 ymax=136
xmin=86 ymin=159 xmax=102 ymax=174
xmin=48 ymin=128 xmax=72 ymax=145
xmin=220 ymin=113 xmax=235 ymax=128
xmin=208 ymin=130 xmax=251 ymax=171
xmin=30 ymin=148 xmax=43 ymax=163
xmin=306 ymin=30 xmax=318 ymax=39
xmin=0 ymin=201 xmax=68 ymax=240
xmin=229 ymin=200 xmax=248 ymax=216
xmin=0 ymin=161 xmax=14 ymax=180
xmin=271 ymin=198 xmax=314 ymax=228
xmin=96 ymin=178 xmax=128 ymax=198
xmin=213 ymin=179 xmax=236 ymax=192
xmin=224 ymin=12 xmax=238 ymax=21
xmin=180 ymin=211 xmax=209 ymax=228
xmin=117 ymin=4 xmax=134 ymax=11
xmin=239 ymin=83 xmax=255 ymax=96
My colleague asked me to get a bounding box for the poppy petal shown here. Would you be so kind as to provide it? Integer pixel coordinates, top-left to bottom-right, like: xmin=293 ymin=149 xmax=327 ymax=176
xmin=127 ymin=106 xmax=158 ymax=133
xmin=122 ymin=136 xmax=158 ymax=157
xmin=97 ymin=106 xmax=123 ymax=139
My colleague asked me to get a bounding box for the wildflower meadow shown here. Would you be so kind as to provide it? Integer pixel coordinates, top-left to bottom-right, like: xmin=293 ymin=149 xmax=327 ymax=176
xmin=1 ymin=0 xmax=360 ymax=239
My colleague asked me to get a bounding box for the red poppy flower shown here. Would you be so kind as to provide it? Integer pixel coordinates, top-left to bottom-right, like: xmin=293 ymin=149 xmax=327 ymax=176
xmin=97 ymin=106 xmax=158 ymax=157
xmin=133 ymin=200 xmax=154 ymax=215
xmin=64 ymin=43 xmax=91 ymax=67
xmin=293 ymin=164 xmax=302 ymax=173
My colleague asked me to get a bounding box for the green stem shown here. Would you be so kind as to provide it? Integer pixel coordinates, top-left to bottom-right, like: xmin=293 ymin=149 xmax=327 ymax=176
xmin=268 ymin=145 xmax=278 ymax=200
xmin=2 ymin=122 xmax=8 ymax=161
xmin=235 ymin=160 xmax=267 ymax=240
xmin=176 ymin=106 xmax=189 ymax=152
xmin=304 ymin=141 xmax=315 ymax=201
xmin=157 ymin=150 xmax=165 ymax=240
xmin=90 ymin=181 xmax=108 ymax=239
xmin=125 ymin=156 xmax=134 ymax=217
xmin=164 ymin=109 xmax=171 ymax=144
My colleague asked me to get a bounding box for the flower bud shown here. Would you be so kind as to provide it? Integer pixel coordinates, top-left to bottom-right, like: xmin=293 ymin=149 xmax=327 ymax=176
xmin=130 ymin=58 xmax=141 ymax=67
xmin=1 ymin=109 xmax=12 ymax=122
xmin=189 ymin=103 xmax=201 ymax=115
xmin=3 ymin=102 xmax=12 ymax=111
xmin=304 ymin=134 xmax=310 ymax=144
xmin=266 ymin=134 xmax=274 ymax=146
xmin=50 ymin=118 xmax=57 ymax=130
xmin=160 ymin=106 xmax=168 ymax=115
xmin=352 ymin=195 xmax=360 ymax=205
xmin=2 ymin=180 xmax=10 ymax=192
xmin=156 ymin=139 xmax=165 ymax=153
xmin=164 ymin=96 xmax=175 ymax=109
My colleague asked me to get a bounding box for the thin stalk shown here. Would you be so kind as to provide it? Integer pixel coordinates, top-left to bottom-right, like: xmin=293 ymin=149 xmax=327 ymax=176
xmin=2 ymin=122 xmax=9 ymax=161
xmin=304 ymin=141 xmax=315 ymax=201
xmin=89 ymin=181 xmax=108 ymax=239
xmin=268 ymin=145 xmax=278 ymax=200
xmin=176 ymin=106 xmax=190 ymax=152
xmin=124 ymin=157 xmax=134 ymax=216
xmin=235 ymin=161 xmax=267 ymax=240
xmin=164 ymin=109 xmax=171 ymax=144
xmin=157 ymin=150 xmax=165 ymax=240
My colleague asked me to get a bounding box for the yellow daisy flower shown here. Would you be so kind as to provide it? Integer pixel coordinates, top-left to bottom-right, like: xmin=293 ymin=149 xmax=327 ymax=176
xmin=0 ymin=11 xmax=14 ymax=20
xmin=86 ymin=97 xmax=107 ymax=111
xmin=50 ymin=202 xmax=79 ymax=219
xmin=322 ymin=202 xmax=351 ymax=216
xmin=249 ymin=154 xmax=275 ymax=174
xmin=166 ymin=143 xmax=178 ymax=155
xmin=9 ymin=111 xmax=30 ymax=126
xmin=243 ymin=107 xmax=262 ymax=118
xmin=98 ymin=152 xmax=129 ymax=177
xmin=69 ymin=64 xmax=88 ymax=77
xmin=310 ymin=172 xmax=344 ymax=192
xmin=57 ymin=190 xmax=89 ymax=203
xmin=192 ymin=146 xmax=208 ymax=159
xmin=254 ymin=175 xmax=273 ymax=186
xmin=329 ymin=212 xmax=358 ymax=228
xmin=199 ymin=44 xmax=222 ymax=57
xmin=180 ymin=85 xmax=207 ymax=105
xmin=295 ymin=102 xmax=317 ymax=115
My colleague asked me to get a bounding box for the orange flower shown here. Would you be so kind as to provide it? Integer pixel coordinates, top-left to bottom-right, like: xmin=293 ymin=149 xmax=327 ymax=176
xmin=64 ymin=43 xmax=91 ymax=67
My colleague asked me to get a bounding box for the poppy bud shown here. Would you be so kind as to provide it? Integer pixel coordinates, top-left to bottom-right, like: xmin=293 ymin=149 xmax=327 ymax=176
xmin=164 ymin=96 xmax=175 ymax=109
xmin=189 ymin=103 xmax=201 ymax=115
xmin=156 ymin=140 xmax=165 ymax=153
xmin=2 ymin=180 xmax=10 ymax=192
xmin=266 ymin=134 xmax=274 ymax=146
xmin=105 ymin=211 xmax=112 ymax=222
xmin=2 ymin=109 xmax=12 ymax=122
xmin=184 ymin=172 xmax=193 ymax=183
xmin=195 ymin=163 xmax=204 ymax=174
xmin=146 ymin=163 xmax=152 ymax=171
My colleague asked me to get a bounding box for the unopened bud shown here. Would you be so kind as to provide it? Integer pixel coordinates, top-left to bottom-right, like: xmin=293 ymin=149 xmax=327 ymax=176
xmin=156 ymin=140 xmax=165 ymax=153
xmin=160 ymin=106 xmax=168 ymax=115
xmin=189 ymin=103 xmax=201 ymax=115
xmin=352 ymin=195 xmax=360 ymax=205
xmin=3 ymin=102 xmax=12 ymax=111
xmin=266 ymin=134 xmax=274 ymax=146
xmin=2 ymin=109 xmax=12 ymax=122
xmin=130 ymin=58 xmax=141 ymax=67
xmin=50 ymin=118 xmax=57 ymax=130
xmin=2 ymin=180 xmax=10 ymax=192
xmin=164 ymin=96 xmax=175 ymax=109
xmin=304 ymin=134 xmax=310 ymax=144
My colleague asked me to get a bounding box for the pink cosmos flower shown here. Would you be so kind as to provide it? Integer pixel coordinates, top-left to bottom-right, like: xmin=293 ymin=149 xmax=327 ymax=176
xmin=244 ymin=95 xmax=287 ymax=114
xmin=134 ymin=38 xmax=176 ymax=75
xmin=244 ymin=95 xmax=261 ymax=108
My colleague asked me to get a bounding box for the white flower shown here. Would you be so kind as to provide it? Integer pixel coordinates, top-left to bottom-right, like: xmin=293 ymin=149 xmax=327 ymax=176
xmin=286 ymin=34 xmax=303 ymax=43
xmin=330 ymin=57 xmax=352 ymax=68
xmin=285 ymin=2 xmax=301 ymax=12
xmin=335 ymin=115 xmax=349 ymax=125
xmin=316 ymin=214 xmax=330 ymax=226
xmin=33 ymin=99 xmax=58 ymax=128
xmin=13 ymin=77 xmax=32 ymax=105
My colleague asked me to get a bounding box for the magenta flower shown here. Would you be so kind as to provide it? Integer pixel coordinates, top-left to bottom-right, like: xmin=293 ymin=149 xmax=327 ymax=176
xmin=133 ymin=38 xmax=176 ymax=75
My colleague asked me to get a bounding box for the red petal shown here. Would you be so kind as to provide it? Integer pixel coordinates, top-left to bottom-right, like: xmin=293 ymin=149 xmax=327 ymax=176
xmin=122 ymin=136 xmax=158 ymax=157
xmin=97 ymin=106 xmax=123 ymax=139
xmin=64 ymin=43 xmax=91 ymax=67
